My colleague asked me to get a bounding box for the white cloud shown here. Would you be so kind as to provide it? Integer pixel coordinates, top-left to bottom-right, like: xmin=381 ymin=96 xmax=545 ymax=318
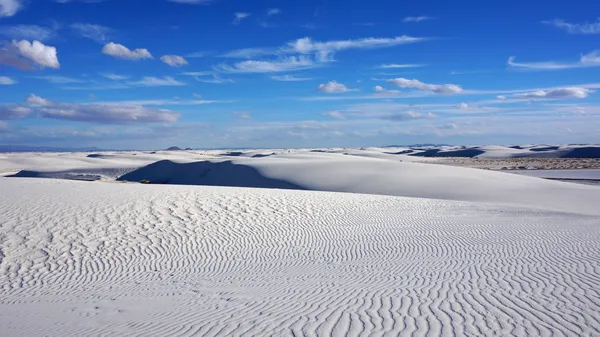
xmin=182 ymin=72 xmax=234 ymax=84
xmin=403 ymin=16 xmax=434 ymax=23
xmin=317 ymin=81 xmax=355 ymax=93
xmin=102 ymin=42 xmax=153 ymax=60
xmin=160 ymin=55 xmax=188 ymax=67
xmin=0 ymin=105 xmax=30 ymax=119
xmin=0 ymin=76 xmax=16 ymax=84
xmin=234 ymin=110 xmax=251 ymax=119
xmin=0 ymin=25 xmax=56 ymax=41
xmin=288 ymin=36 xmax=425 ymax=62
xmin=458 ymin=102 xmax=469 ymax=109
xmin=374 ymin=85 xmax=385 ymax=92
xmin=387 ymin=78 xmax=463 ymax=94
xmin=70 ymin=23 xmax=112 ymax=43
xmin=543 ymin=18 xmax=600 ymax=35
xmin=321 ymin=111 xmax=346 ymax=119
xmin=223 ymin=35 xmax=425 ymax=61
xmin=26 ymin=94 xmax=180 ymax=123
xmin=7 ymin=40 xmax=60 ymax=69
xmin=271 ymin=74 xmax=312 ymax=81
xmin=127 ymin=76 xmax=185 ymax=87
xmin=514 ymin=87 xmax=593 ymax=99
xmin=267 ymin=8 xmax=281 ymax=16
xmin=233 ymin=12 xmax=250 ymax=25
xmin=28 ymin=75 xmax=84 ymax=83
xmin=379 ymin=63 xmax=425 ymax=69
xmin=497 ymin=95 xmax=506 ymax=100
xmin=193 ymin=93 xmax=202 ymax=98
xmin=508 ymin=51 xmax=600 ymax=70
xmin=0 ymin=0 xmax=22 ymax=17
xmin=218 ymin=56 xmax=316 ymax=73
xmin=101 ymin=73 xmax=128 ymax=80
xmin=26 ymin=93 xmax=52 ymax=106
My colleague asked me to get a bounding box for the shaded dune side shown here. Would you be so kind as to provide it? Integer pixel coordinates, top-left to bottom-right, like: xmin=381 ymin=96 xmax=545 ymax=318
xmin=118 ymin=160 xmax=304 ymax=190
xmin=409 ymin=149 xmax=485 ymax=157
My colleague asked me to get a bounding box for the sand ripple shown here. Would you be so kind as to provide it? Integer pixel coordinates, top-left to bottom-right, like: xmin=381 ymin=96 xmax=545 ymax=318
xmin=0 ymin=178 xmax=599 ymax=336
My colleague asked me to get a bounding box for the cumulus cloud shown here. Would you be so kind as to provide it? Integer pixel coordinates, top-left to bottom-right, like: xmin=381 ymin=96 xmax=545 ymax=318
xmin=514 ymin=87 xmax=593 ymax=99
xmin=458 ymin=102 xmax=469 ymax=109
xmin=160 ymin=55 xmax=188 ymax=67
xmin=403 ymin=16 xmax=434 ymax=23
xmin=321 ymin=111 xmax=346 ymax=119
xmin=102 ymin=42 xmax=153 ymax=60
xmin=0 ymin=76 xmax=16 ymax=84
xmin=26 ymin=93 xmax=52 ymax=106
xmin=25 ymin=94 xmax=180 ymax=123
xmin=127 ymin=76 xmax=185 ymax=86
xmin=508 ymin=51 xmax=600 ymax=70
xmin=543 ymin=18 xmax=600 ymax=34
xmin=0 ymin=104 xmax=30 ymax=119
xmin=0 ymin=40 xmax=60 ymax=69
xmin=0 ymin=25 xmax=56 ymax=41
xmin=70 ymin=23 xmax=112 ymax=43
xmin=0 ymin=0 xmax=22 ymax=17
xmin=497 ymin=95 xmax=506 ymax=100
xmin=233 ymin=12 xmax=250 ymax=25
xmin=387 ymin=78 xmax=463 ymax=94
xmin=316 ymin=81 xmax=355 ymax=93
xmin=218 ymin=56 xmax=316 ymax=73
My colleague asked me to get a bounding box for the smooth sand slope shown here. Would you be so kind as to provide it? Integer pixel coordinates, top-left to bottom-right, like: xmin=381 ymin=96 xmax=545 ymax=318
xmin=3 ymin=150 xmax=600 ymax=215
xmin=1 ymin=178 xmax=599 ymax=336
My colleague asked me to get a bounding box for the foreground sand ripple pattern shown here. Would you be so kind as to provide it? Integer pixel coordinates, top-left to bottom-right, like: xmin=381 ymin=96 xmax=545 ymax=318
xmin=0 ymin=178 xmax=599 ymax=336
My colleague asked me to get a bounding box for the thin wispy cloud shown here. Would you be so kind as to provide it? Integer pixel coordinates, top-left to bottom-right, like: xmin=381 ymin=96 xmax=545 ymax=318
xmin=514 ymin=87 xmax=593 ymax=100
xmin=101 ymin=73 xmax=128 ymax=80
xmin=217 ymin=56 xmax=317 ymax=73
xmin=543 ymin=18 xmax=600 ymax=34
xmin=127 ymin=76 xmax=185 ymax=86
xmin=24 ymin=94 xmax=180 ymax=123
xmin=70 ymin=23 xmax=112 ymax=43
xmin=267 ymin=8 xmax=281 ymax=16
xmin=222 ymin=35 xmax=426 ymax=61
xmin=508 ymin=51 xmax=600 ymax=70
xmin=233 ymin=12 xmax=251 ymax=25
xmin=0 ymin=76 xmax=16 ymax=85
xmin=403 ymin=16 xmax=434 ymax=23
xmin=0 ymin=24 xmax=56 ymax=41
xmin=28 ymin=75 xmax=85 ymax=83
xmin=379 ymin=63 xmax=425 ymax=69
xmin=271 ymin=75 xmax=313 ymax=81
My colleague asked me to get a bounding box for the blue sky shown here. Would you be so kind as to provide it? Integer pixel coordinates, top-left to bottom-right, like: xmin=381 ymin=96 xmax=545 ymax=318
xmin=1 ymin=0 xmax=599 ymax=149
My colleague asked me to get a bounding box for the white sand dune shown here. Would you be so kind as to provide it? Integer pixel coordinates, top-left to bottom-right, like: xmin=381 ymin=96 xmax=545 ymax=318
xmin=3 ymin=150 xmax=600 ymax=215
xmin=0 ymin=178 xmax=599 ymax=336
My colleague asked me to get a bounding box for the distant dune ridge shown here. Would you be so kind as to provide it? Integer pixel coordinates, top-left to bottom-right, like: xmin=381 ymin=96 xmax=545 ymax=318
xmin=0 ymin=145 xmax=600 ymax=335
